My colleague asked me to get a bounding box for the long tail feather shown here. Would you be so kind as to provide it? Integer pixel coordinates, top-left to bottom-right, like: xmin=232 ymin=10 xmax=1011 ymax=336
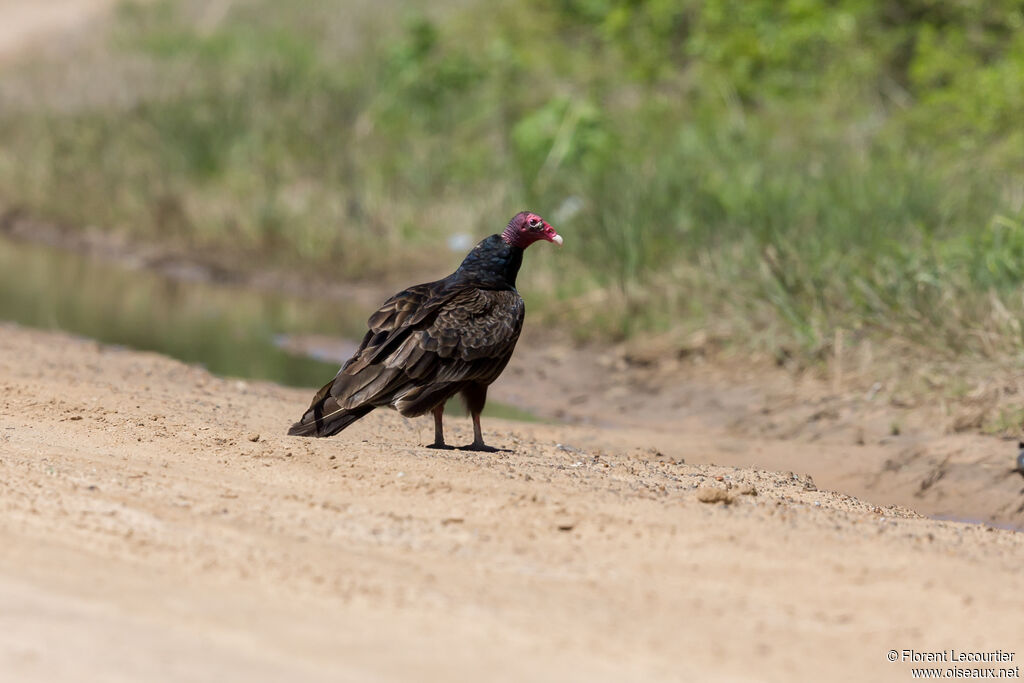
xmin=288 ymin=403 xmax=374 ymax=437
xmin=288 ymin=377 xmax=374 ymax=437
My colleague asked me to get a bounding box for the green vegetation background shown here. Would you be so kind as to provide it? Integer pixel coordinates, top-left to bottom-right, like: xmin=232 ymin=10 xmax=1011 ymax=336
xmin=2 ymin=0 xmax=1024 ymax=361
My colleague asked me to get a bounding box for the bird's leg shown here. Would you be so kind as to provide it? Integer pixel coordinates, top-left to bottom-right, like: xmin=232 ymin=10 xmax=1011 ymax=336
xmin=425 ymin=404 xmax=452 ymax=450
xmin=457 ymin=384 xmax=493 ymax=452
xmin=458 ymin=413 xmax=508 ymax=452
xmin=458 ymin=384 xmax=506 ymax=452
xmin=463 ymin=411 xmax=498 ymax=452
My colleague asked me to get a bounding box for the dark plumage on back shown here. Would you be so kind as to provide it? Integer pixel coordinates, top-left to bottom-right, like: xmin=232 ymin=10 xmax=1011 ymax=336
xmin=288 ymin=212 xmax=562 ymax=451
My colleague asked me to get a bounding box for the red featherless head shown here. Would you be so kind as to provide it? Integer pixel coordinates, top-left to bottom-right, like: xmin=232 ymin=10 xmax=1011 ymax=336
xmin=500 ymin=212 xmax=562 ymax=249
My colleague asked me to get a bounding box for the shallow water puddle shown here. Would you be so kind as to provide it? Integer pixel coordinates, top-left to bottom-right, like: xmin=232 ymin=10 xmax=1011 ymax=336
xmin=0 ymin=237 xmax=368 ymax=386
xmin=929 ymin=514 xmax=1023 ymax=533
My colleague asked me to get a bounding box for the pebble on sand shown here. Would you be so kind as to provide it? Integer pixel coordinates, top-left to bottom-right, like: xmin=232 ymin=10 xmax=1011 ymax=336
xmin=696 ymin=486 xmax=735 ymax=505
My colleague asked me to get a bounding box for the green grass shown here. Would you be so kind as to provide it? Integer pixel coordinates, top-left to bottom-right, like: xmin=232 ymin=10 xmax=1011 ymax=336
xmin=2 ymin=0 xmax=1024 ymax=365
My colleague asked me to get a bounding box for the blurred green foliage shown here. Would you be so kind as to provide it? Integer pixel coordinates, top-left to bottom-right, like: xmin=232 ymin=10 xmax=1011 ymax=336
xmin=2 ymin=0 xmax=1024 ymax=360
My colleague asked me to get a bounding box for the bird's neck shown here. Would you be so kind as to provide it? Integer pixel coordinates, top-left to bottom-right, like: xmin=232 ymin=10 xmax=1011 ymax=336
xmin=455 ymin=235 xmax=523 ymax=288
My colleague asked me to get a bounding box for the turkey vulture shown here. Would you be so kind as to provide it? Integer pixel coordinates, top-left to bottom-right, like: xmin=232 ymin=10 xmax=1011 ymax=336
xmin=287 ymin=211 xmax=562 ymax=451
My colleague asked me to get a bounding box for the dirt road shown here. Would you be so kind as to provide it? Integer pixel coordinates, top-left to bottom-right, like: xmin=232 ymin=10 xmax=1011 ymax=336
xmin=492 ymin=337 xmax=1024 ymax=530
xmin=1 ymin=323 xmax=1022 ymax=682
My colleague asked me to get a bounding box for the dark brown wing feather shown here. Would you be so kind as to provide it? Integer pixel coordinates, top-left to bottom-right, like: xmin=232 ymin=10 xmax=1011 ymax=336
xmin=338 ymin=285 xmax=525 ymax=413
xmin=288 ymin=283 xmax=524 ymax=436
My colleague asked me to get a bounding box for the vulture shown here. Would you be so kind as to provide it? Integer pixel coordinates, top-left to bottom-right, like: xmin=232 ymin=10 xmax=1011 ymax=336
xmin=287 ymin=211 xmax=562 ymax=451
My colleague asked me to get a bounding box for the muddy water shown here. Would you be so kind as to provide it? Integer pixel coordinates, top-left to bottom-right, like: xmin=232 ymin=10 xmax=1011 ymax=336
xmin=0 ymin=237 xmax=539 ymax=420
xmin=0 ymin=237 xmax=368 ymax=387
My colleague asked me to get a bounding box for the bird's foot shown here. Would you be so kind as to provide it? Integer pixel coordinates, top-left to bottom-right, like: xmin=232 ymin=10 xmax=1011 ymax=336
xmin=425 ymin=442 xmax=455 ymax=450
xmin=458 ymin=442 xmax=511 ymax=453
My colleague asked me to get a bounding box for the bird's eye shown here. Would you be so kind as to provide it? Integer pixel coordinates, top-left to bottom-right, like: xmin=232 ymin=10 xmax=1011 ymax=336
xmin=528 ymin=217 xmax=541 ymax=229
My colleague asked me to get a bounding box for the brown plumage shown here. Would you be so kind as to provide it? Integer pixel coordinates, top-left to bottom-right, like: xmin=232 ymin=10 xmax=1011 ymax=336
xmin=287 ymin=212 xmax=562 ymax=451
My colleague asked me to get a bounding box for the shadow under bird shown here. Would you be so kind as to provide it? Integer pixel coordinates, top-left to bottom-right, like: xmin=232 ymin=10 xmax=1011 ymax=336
xmin=287 ymin=212 xmax=562 ymax=451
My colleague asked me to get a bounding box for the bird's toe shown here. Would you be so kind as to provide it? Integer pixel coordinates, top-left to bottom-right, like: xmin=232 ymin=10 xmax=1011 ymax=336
xmin=458 ymin=442 xmax=510 ymax=453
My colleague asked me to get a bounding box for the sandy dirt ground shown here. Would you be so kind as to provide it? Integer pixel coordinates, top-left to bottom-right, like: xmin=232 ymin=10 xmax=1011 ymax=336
xmin=0 ymin=0 xmax=119 ymax=63
xmin=2 ymin=323 xmax=1023 ymax=682
xmin=491 ymin=337 xmax=1024 ymax=531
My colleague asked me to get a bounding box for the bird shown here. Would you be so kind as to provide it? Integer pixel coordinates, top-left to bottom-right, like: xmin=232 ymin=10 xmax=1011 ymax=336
xmin=287 ymin=211 xmax=562 ymax=451
xmin=1015 ymin=442 xmax=1024 ymax=478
